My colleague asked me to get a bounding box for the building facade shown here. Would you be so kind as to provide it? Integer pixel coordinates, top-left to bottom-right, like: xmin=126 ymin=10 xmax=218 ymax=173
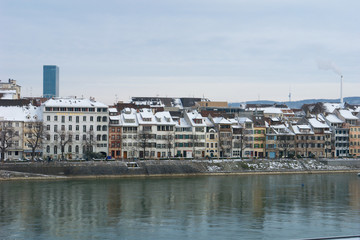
xmin=43 ymin=65 xmax=59 ymax=98
xmin=42 ymin=98 xmax=108 ymax=160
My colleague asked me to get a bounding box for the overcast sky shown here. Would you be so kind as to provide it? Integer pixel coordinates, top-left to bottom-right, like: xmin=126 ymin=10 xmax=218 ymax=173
xmin=1 ymin=0 xmax=360 ymax=104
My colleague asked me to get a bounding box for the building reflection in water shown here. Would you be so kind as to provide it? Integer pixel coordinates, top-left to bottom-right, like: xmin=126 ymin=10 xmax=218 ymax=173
xmin=0 ymin=174 xmax=359 ymax=239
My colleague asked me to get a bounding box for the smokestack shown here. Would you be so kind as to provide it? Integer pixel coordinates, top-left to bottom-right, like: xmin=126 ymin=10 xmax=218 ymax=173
xmin=340 ymin=75 xmax=343 ymax=108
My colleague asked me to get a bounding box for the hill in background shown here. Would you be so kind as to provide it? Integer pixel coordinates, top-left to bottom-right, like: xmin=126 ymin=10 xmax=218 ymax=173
xmin=229 ymin=97 xmax=360 ymax=109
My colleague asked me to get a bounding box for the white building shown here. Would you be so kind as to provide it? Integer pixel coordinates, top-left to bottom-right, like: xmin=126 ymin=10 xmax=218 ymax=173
xmin=42 ymin=98 xmax=108 ymax=160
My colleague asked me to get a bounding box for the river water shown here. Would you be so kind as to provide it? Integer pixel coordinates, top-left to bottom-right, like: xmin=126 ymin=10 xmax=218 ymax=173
xmin=0 ymin=173 xmax=360 ymax=240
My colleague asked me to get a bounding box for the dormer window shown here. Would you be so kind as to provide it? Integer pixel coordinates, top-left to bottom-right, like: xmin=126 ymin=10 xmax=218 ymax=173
xmin=194 ymin=119 xmax=202 ymax=124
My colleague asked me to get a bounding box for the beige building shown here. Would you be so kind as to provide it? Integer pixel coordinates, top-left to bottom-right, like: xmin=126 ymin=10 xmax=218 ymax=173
xmin=196 ymin=101 xmax=228 ymax=108
xmin=0 ymin=79 xmax=21 ymax=99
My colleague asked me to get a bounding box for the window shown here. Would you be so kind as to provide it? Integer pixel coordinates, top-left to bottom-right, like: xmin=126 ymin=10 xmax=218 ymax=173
xmin=69 ymin=125 xmax=72 ymax=131
xmin=54 ymin=146 xmax=57 ymax=154
xmin=102 ymin=116 xmax=107 ymax=122
xmin=76 ymin=135 xmax=79 ymax=140
xmin=75 ymin=145 xmax=79 ymax=153
xmin=90 ymin=125 xmax=93 ymax=131
xmin=102 ymin=125 xmax=107 ymax=131
xmin=47 ymin=116 xmax=50 ymax=121
xmin=102 ymin=134 xmax=107 ymax=141
xmin=83 ymin=134 xmax=86 ymax=140
xmin=83 ymin=125 xmax=86 ymax=132
xmin=61 ymin=116 xmax=65 ymax=123
xmin=54 ymin=116 xmax=58 ymax=121
xmin=46 ymin=145 xmax=50 ymax=153
xmin=69 ymin=116 xmax=72 ymax=122
xmin=83 ymin=116 xmax=86 ymax=122
xmin=76 ymin=116 xmax=79 ymax=123
xmin=90 ymin=116 xmax=94 ymax=121
xmin=61 ymin=125 xmax=65 ymax=131
xmin=68 ymin=145 xmax=72 ymax=152
xmin=47 ymin=125 xmax=50 ymax=131
xmin=54 ymin=125 xmax=58 ymax=132
xmin=76 ymin=125 xmax=79 ymax=131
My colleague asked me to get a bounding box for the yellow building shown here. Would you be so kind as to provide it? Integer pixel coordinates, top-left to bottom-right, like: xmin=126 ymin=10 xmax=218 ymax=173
xmin=349 ymin=126 xmax=360 ymax=157
xmin=253 ymin=127 xmax=266 ymax=158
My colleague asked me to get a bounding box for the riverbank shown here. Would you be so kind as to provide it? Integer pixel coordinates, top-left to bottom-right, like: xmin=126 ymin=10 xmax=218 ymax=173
xmin=1 ymin=158 xmax=360 ymax=181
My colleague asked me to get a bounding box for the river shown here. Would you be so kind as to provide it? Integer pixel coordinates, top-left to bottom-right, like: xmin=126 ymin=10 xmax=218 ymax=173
xmin=0 ymin=173 xmax=359 ymax=240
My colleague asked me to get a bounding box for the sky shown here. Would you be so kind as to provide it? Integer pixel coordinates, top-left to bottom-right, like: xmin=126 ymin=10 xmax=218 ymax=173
xmin=1 ymin=0 xmax=360 ymax=105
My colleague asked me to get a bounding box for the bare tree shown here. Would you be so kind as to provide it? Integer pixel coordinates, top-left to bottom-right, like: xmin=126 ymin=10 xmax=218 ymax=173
xmin=138 ymin=131 xmax=153 ymax=159
xmin=26 ymin=121 xmax=47 ymax=162
xmin=83 ymin=130 xmax=97 ymax=160
xmin=218 ymin=132 xmax=232 ymax=158
xmin=57 ymin=131 xmax=72 ymax=160
xmin=277 ymin=135 xmax=295 ymax=158
xmin=0 ymin=121 xmax=18 ymax=162
xmin=166 ymin=132 xmax=174 ymax=158
xmin=233 ymin=127 xmax=251 ymax=159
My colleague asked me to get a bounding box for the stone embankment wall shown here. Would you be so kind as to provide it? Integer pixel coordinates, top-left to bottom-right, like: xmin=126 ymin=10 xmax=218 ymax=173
xmin=0 ymin=159 xmax=360 ymax=177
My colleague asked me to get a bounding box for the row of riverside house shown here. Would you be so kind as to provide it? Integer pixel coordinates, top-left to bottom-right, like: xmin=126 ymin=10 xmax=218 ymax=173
xmin=1 ymin=97 xmax=360 ymax=161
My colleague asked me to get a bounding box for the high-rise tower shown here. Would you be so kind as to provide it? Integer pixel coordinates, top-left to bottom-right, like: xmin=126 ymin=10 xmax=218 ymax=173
xmin=43 ymin=65 xmax=59 ymax=98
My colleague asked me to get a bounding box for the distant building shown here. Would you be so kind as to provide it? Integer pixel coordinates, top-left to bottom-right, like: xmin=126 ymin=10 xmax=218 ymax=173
xmin=43 ymin=65 xmax=59 ymax=98
xmin=0 ymin=79 xmax=21 ymax=99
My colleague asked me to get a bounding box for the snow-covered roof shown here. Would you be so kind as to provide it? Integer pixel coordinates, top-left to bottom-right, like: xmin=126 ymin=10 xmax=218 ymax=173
xmin=0 ymin=90 xmax=16 ymax=99
xmin=339 ymin=110 xmax=358 ymax=120
xmin=263 ymin=108 xmax=283 ymax=114
xmin=185 ymin=110 xmax=206 ymax=127
xmin=44 ymin=98 xmax=108 ymax=108
xmin=308 ymin=118 xmax=329 ymax=129
xmin=204 ymin=117 xmax=214 ymax=127
xmin=292 ymin=125 xmax=314 ymax=135
xmin=109 ymin=108 xmax=118 ymax=113
xmin=323 ymin=103 xmax=341 ymax=113
xmin=172 ymin=98 xmax=183 ymax=109
xmin=236 ymin=117 xmax=252 ymax=124
xmin=155 ymin=111 xmax=176 ymax=125
xmin=270 ymin=124 xmax=294 ymax=135
xmin=212 ymin=117 xmax=232 ymax=125
xmin=137 ymin=109 xmax=156 ymax=125
xmin=120 ymin=109 xmax=138 ymax=126
xmin=176 ymin=118 xmax=192 ymax=128
xmin=0 ymin=105 xmax=43 ymax=122
xmin=325 ymin=114 xmax=343 ymax=124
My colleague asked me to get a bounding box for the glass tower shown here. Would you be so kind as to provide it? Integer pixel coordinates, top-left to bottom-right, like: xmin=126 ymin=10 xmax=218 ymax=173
xmin=43 ymin=65 xmax=59 ymax=98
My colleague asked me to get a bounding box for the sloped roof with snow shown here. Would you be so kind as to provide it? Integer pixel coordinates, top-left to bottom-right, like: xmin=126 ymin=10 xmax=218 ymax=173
xmin=212 ymin=117 xmax=232 ymax=125
xmin=292 ymin=125 xmax=314 ymax=134
xmin=176 ymin=118 xmax=192 ymax=128
xmin=155 ymin=111 xmax=176 ymax=125
xmin=109 ymin=108 xmax=118 ymax=113
xmin=0 ymin=104 xmax=43 ymax=122
xmin=339 ymin=110 xmax=358 ymax=120
xmin=44 ymin=98 xmax=108 ymax=108
xmin=323 ymin=103 xmax=341 ymax=113
xmin=185 ymin=110 xmax=207 ymax=127
xmin=326 ymin=114 xmax=343 ymax=124
xmin=308 ymin=118 xmax=330 ymax=129
xmin=236 ymin=117 xmax=253 ymax=124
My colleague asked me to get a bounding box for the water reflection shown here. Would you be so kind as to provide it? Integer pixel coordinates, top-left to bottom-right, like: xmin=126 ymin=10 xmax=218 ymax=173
xmin=0 ymin=174 xmax=359 ymax=240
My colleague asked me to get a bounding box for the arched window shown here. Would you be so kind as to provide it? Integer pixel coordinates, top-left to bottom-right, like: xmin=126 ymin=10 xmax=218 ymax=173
xmin=97 ymin=135 xmax=101 ymax=141
xmin=102 ymin=116 xmax=107 ymax=122
xmin=102 ymin=134 xmax=107 ymax=141
xmin=54 ymin=146 xmax=58 ymax=154
xmin=68 ymin=145 xmax=72 ymax=152
xmin=75 ymin=145 xmax=79 ymax=154
xmin=97 ymin=125 xmax=101 ymax=131
xmin=102 ymin=125 xmax=107 ymax=131
xmin=46 ymin=145 xmax=50 ymax=153
xmin=97 ymin=116 xmax=101 ymax=122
